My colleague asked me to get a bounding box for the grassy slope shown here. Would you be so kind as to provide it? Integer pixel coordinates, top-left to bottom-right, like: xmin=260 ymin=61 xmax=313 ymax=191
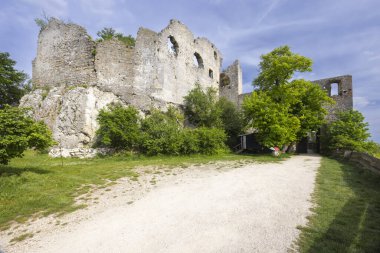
xmin=0 ymin=151 xmax=283 ymax=229
xmin=297 ymin=157 xmax=380 ymax=253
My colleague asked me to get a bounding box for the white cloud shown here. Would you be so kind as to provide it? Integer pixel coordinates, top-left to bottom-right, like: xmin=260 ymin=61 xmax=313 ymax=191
xmin=354 ymin=96 xmax=371 ymax=109
xmin=256 ymin=0 xmax=281 ymax=25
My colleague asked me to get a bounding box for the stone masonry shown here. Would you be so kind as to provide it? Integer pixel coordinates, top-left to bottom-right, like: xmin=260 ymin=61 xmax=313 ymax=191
xmin=20 ymin=18 xmax=353 ymax=157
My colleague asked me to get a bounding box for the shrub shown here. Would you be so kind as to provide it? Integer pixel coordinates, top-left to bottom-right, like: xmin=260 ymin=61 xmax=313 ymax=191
xmin=96 ymin=103 xmax=141 ymax=151
xmin=96 ymin=27 xmax=136 ymax=47
xmin=193 ymin=127 xmax=228 ymax=155
xmin=183 ymin=84 xmax=222 ymax=128
xmin=180 ymin=129 xmax=200 ymax=155
xmin=140 ymin=108 xmax=183 ymax=155
xmin=184 ymin=85 xmax=244 ymax=147
xmin=216 ymin=97 xmax=244 ymax=146
xmin=324 ymin=110 xmax=373 ymax=153
xmin=0 ymin=106 xmax=54 ymax=164
xmin=95 ymin=104 xmax=228 ymax=156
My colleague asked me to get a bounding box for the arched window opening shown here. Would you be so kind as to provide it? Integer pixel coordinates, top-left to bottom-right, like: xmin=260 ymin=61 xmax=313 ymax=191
xmin=330 ymin=82 xmax=339 ymax=96
xmin=167 ymin=36 xmax=179 ymax=56
xmin=214 ymin=51 xmax=217 ymax=60
xmin=193 ymin=52 xmax=204 ymax=69
xmin=209 ymin=69 xmax=213 ymax=79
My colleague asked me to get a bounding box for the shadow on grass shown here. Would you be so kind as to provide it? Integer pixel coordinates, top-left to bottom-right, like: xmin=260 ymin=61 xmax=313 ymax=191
xmin=308 ymin=161 xmax=380 ymax=253
xmin=0 ymin=166 xmax=50 ymax=177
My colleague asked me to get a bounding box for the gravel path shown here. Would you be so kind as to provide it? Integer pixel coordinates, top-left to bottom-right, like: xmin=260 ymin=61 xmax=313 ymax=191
xmin=1 ymin=155 xmax=320 ymax=253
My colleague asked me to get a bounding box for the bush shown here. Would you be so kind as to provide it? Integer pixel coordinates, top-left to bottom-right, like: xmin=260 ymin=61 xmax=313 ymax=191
xmin=96 ymin=103 xmax=141 ymax=151
xmin=180 ymin=129 xmax=200 ymax=154
xmin=184 ymin=84 xmax=244 ymax=147
xmin=95 ymin=104 xmax=228 ymax=156
xmin=183 ymin=84 xmax=222 ymax=128
xmin=0 ymin=106 xmax=54 ymax=164
xmin=324 ymin=110 xmax=374 ymax=154
xmin=96 ymin=27 xmax=135 ymax=47
xmin=140 ymin=108 xmax=183 ymax=155
xmin=193 ymin=127 xmax=228 ymax=155
xmin=216 ymin=97 xmax=244 ymax=146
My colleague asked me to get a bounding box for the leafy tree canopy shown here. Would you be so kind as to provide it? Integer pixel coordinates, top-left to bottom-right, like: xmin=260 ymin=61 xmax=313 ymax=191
xmin=96 ymin=103 xmax=141 ymax=151
xmin=253 ymin=45 xmax=312 ymax=90
xmin=243 ymin=46 xmax=333 ymax=148
xmin=0 ymin=52 xmax=28 ymax=108
xmin=183 ymin=84 xmax=244 ymax=145
xmin=96 ymin=27 xmax=135 ymax=47
xmin=183 ymin=84 xmax=222 ymax=128
xmin=243 ymin=91 xmax=300 ymax=147
xmin=325 ymin=110 xmax=377 ymax=153
xmin=0 ymin=106 xmax=54 ymax=164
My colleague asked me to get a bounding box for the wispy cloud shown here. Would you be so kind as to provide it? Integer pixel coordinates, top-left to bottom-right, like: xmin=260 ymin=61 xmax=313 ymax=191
xmin=256 ymin=0 xmax=281 ymax=25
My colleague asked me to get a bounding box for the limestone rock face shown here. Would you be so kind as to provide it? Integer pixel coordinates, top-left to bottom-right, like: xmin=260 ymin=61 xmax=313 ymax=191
xmin=20 ymin=87 xmax=123 ymax=150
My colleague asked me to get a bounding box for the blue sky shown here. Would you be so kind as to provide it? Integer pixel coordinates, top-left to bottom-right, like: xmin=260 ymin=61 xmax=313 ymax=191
xmin=1 ymin=0 xmax=379 ymax=142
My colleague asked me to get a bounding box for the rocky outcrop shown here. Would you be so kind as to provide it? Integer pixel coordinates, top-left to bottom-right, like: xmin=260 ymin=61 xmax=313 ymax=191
xmin=20 ymin=87 xmax=123 ymax=153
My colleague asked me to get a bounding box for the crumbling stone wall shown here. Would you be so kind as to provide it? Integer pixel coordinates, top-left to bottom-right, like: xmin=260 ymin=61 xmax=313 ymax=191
xmin=219 ymin=60 xmax=242 ymax=106
xmin=95 ymin=38 xmax=135 ymax=93
xmin=32 ymin=18 xmax=97 ymax=88
xmin=135 ymin=20 xmax=222 ymax=106
xmin=312 ymin=75 xmax=353 ymax=121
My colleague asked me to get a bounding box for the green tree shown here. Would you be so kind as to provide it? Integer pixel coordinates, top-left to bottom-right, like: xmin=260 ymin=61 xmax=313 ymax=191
xmin=140 ymin=107 xmax=184 ymax=155
xmin=0 ymin=52 xmax=28 ymax=108
xmin=286 ymin=79 xmax=333 ymax=139
xmin=216 ymin=97 xmax=244 ymax=145
xmin=184 ymin=84 xmax=244 ymax=146
xmin=96 ymin=103 xmax=141 ymax=151
xmin=325 ymin=110 xmax=376 ymax=153
xmin=0 ymin=106 xmax=54 ymax=164
xmin=243 ymin=46 xmax=333 ymax=148
xmin=243 ymin=91 xmax=300 ymax=147
xmin=96 ymin=27 xmax=135 ymax=47
xmin=192 ymin=127 xmax=228 ymax=155
xmin=253 ymin=45 xmax=312 ymax=90
xmin=183 ymin=84 xmax=222 ymax=128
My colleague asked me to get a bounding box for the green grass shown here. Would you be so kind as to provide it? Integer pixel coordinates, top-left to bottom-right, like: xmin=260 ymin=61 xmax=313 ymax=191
xmin=0 ymin=150 xmax=284 ymax=229
xmin=10 ymin=232 xmax=34 ymax=243
xmin=296 ymin=157 xmax=380 ymax=252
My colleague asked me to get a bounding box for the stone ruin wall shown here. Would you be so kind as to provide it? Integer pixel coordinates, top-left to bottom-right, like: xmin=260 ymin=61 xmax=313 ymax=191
xmin=219 ymin=60 xmax=242 ymax=106
xmin=32 ymin=20 xmax=97 ymax=88
xmin=21 ymin=19 xmax=223 ymax=157
xmin=312 ymin=75 xmax=353 ymax=121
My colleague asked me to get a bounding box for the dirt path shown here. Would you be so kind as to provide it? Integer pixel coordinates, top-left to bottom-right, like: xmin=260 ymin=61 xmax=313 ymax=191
xmin=1 ymin=155 xmax=320 ymax=253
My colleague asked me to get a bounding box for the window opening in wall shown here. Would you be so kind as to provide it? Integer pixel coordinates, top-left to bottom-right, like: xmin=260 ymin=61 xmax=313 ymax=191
xmin=193 ymin=52 xmax=204 ymax=68
xmin=330 ymin=82 xmax=339 ymax=96
xmin=214 ymin=51 xmax=217 ymax=60
xmin=209 ymin=69 xmax=213 ymax=78
xmin=167 ymin=36 xmax=179 ymax=56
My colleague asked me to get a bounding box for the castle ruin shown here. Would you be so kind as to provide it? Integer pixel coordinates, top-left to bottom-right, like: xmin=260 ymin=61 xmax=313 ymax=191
xmin=20 ymin=19 xmax=353 ymax=157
